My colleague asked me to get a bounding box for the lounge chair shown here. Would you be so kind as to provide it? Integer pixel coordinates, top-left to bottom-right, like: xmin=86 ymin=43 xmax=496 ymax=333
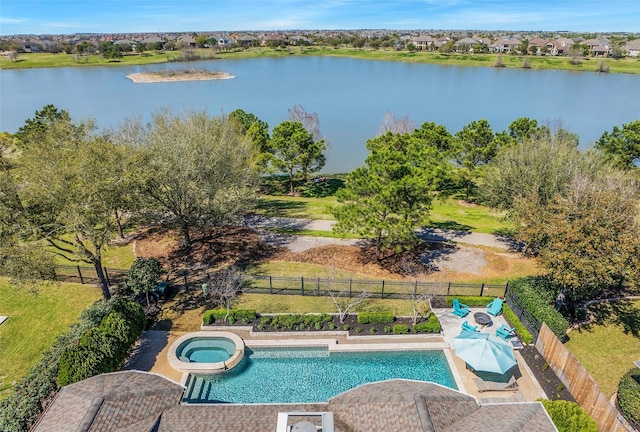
xmin=496 ymin=324 xmax=516 ymax=341
xmin=452 ymin=298 xmax=470 ymax=317
xmin=473 ymin=375 xmax=519 ymax=392
xmin=486 ymin=298 xmax=503 ymax=316
xmin=461 ymin=320 xmax=479 ymax=332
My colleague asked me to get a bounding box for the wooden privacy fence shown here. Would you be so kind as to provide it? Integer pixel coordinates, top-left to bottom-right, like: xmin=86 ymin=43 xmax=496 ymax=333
xmin=535 ymin=323 xmax=636 ymax=432
xmin=54 ymin=265 xmax=507 ymax=300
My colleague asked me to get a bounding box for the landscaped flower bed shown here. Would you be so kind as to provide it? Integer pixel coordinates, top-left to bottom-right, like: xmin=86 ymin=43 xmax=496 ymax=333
xmin=202 ymin=309 xmax=441 ymax=336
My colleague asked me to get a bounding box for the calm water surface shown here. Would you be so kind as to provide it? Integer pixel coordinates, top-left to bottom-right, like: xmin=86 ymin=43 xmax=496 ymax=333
xmin=184 ymin=347 xmax=456 ymax=403
xmin=2 ymin=57 xmax=639 ymax=172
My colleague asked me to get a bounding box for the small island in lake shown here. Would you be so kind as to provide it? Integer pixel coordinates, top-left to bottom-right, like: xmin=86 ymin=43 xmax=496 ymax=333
xmin=126 ymin=69 xmax=234 ymax=83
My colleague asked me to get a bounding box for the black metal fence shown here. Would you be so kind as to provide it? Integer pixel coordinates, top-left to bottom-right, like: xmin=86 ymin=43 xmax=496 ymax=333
xmin=504 ymin=287 xmax=542 ymax=339
xmin=53 ymin=265 xmax=507 ymax=300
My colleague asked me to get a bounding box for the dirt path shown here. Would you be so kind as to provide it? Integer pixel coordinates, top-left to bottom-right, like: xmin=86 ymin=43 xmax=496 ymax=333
xmin=243 ymin=215 xmax=519 ymax=250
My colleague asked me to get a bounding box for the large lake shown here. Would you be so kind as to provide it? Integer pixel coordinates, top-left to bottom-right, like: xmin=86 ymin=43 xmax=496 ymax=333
xmin=2 ymin=57 xmax=639 ymax=173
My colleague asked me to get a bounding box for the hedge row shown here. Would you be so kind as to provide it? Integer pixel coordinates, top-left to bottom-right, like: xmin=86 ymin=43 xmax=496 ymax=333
xmin=357 ymin=312 xmax=395 ymax=324
xmin=57 ymin=298 xmax=145 ymax=387
xmin=502 ymin=304 xmax=534 ymax=344
xmin=0 ymin=300 xmax=114 ymax=432
xmin=618 ymin=367 xmax=640 ymax=427
xmin=445 ymin=296 xmax=489 ymax=307
xmin=508 ymin=277 xmax=569 ymax=340
xmin=203 ymin=309 xmax=257 ymax=325
xmin=266 ymin=313 xmax=333 ymax=330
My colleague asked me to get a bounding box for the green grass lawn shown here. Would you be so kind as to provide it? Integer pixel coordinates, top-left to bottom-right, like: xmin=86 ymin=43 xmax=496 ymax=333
xmin=256 ymin=194 xmax=512 ymax=234
xmin=49 ymin=240 xmax=135 ymax=270
xmin=0 ymin=279 xmax=102 ymax=397
xmin=5 ymin=48 xmax=639 ymax=75
xmin=564 ymin=299 xmax=640 ymax=397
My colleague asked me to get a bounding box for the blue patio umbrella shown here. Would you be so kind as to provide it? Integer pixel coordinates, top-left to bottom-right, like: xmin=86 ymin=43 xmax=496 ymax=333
xmin=453 ymin=331 xmax=517 ymax=374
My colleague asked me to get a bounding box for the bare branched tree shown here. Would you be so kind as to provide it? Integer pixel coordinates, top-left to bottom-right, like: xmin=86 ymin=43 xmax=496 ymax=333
xmin=288 ymin=104 xmax=322 ymax=142
xmin=377 ymin=111 xmax=415 ymax=136
xmin=400 ymin=258 xmax=433 ymax=324
xmin=327 ymin=289 xmax=370 ymax=323
xmin=209 ymin=266 xmax=243 ymax=322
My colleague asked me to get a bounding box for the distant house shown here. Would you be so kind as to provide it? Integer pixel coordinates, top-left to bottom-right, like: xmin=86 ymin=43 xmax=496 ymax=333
xmin=622 ymin=39 xmax=640 ymax=57
xmin=413 ymin=35 xmax=435 ymax=50
xmin=528 ymin=37 xmax=549 ymax=55
xmin=490 ymin=38 xmax=520 ymax=53
xmin=548 ymin=37 xmax=574 ymax=56
xmin=178 ymin=35 xmax=197 ymax=48
xmin=140 ymin=35 xmax=165 ymax=49
xmin=583 ymin=38 xmax=612 ymax=56
xmin=454 ymin=37 xmax=480 ymax=52
xmin=236 ymin=34 xmax=258 ymax=47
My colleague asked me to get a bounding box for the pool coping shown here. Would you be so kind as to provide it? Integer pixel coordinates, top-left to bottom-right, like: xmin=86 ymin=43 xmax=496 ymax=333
xmin=167 ymin=331 xmax=245 ymax=375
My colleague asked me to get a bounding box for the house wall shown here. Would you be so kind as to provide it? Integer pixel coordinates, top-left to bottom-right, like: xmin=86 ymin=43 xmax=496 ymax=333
xmin=535 ymin=323 xmax=636 ymax=432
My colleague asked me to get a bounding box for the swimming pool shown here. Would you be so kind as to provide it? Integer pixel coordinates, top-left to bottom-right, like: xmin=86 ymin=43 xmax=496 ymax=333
xmin=177 ymin=337 xmax=236 ymax=363
xmin=183 ymin=347 xmax=456 ymax=403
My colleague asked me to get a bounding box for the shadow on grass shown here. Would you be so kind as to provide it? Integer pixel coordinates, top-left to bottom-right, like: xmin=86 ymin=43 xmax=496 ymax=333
xmin=588 ymin=300 xmax=640 ymax=337
xmin=428 ymin=220 xmax=473 ymax=232
xmin=255 ymin=199 xmax=307 ymax=217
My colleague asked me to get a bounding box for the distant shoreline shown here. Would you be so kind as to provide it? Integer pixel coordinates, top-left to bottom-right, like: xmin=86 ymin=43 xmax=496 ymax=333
xmin=126 ymin=69 xmax=235 ymax=83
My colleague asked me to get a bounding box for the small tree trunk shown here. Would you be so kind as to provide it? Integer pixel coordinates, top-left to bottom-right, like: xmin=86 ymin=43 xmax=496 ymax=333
xmin=181 ymin=222 xmax=191 ymax=246
xmin=93 ymin=257 xmax=111 ymax=300
xmin=289 ymin=170 xmax=295 ymax=194
xmin=115 ymin=209 xmax=125 ymax=239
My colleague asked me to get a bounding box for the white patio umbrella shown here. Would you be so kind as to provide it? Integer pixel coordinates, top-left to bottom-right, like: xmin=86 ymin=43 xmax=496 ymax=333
xmin=453 ymin=331 xmax=517 ymax=374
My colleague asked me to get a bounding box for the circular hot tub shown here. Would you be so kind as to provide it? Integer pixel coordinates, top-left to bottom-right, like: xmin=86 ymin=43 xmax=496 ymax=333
xmin=168 ymin=331 xmax=244 ymax=374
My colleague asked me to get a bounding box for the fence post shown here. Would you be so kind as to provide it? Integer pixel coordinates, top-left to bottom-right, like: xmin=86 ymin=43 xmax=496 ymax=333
xmin=349 ymin=279 xmax=352 ymax=298
xmin=103 ymin=267 xmax=111 ymax=286
xmin=447 ymin=282 xmax=451 ymax=296
xmin=504 ymin=281 xmax=509 ymax=297
xmin=269 ymin=276 xmax=273 ymax=294
xmin=317 ymin=277 xmax=320 ymax=295
xmin=301 ymin=276 xmax=304 ymax=296
xmin=480 ymin=283 xmax=485 ymax=297
xmin=77 ymin=266 xmax=84 ymax=284
xmin=381 ymin=280 xmax=385 ymax=299
xmin=183 ymin=271 xmax=188 ymax=289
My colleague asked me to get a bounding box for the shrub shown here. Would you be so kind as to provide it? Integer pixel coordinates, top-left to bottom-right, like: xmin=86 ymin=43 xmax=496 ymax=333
xmin=343 ymin=324 xmax=350 ymax=331
xmin=618 ymin=367 xmax=640 ymax=427
xmin=539 ymin=399 xmax=598 ymax=432
xmin=369 ymin=327 xmax=377 ymax=334
xmin=412 ymin=313 xmax=441 ymax=333
xmin=509 ymin=277 xmax=569 ymax=341
xmin=502 ymin=304 xmax=534 ymax=344
xmin=357 ymin=312 xmax=395 ymax=324
xmin=384 ymin=325 xmax=391 ymax=333
xmin=57 ymin=299 xmax=145 ymax=387
xmin=328 ymin=323 xmax=336 ymax=330
xmin=355 ymin=327 xmax=362 ymax=333
xmin=202 ymin=308 xmax=257 ymax=325
xmin=445 ymin=296 xmax=488 ymax=307
xmin=393 ymin=324 xmax=409 ymax=334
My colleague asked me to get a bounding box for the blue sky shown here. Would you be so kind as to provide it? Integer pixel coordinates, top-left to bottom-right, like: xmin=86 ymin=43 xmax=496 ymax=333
xmin=1 ymin=0 xmax=639 ymax=36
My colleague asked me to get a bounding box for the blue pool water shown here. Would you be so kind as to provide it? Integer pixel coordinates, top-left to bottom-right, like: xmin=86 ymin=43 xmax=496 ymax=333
xmin=184 ymin=348 xmax=456 ymax=403
xmin=177 ymin=337 xmax=236 ymax=363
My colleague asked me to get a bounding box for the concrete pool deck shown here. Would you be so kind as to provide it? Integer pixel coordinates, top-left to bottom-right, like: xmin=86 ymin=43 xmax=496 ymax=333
xmin=125 ymin=308 xmax=546 ymax=403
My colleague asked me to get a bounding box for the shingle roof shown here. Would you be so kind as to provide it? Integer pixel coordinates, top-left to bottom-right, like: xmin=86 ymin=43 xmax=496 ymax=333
xmin=34 ymin=373 xmax=558 ymax=432
xmin=32 ymin=371 xmax=184 ymax=432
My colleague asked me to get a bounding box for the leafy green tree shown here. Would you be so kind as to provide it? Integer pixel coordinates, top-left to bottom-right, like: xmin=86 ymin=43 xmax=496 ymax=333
xmin=333 ymin=132 xmax=448 ymax=260
xmin=508 ymin=117 xmax=540 ymax=142
xmin=229 ymin=109 xmax=271 ymax=169
xmin=127 ymin=257 xmax=163 ymax=306
xmin=121 ymin=110 xmax=260 ymax=246
xmin=14 ymin=104 xmax=71 ymax=145
xmin=413 ymin=121 xmax=453 ymax=154
xmin=4 ymin=111 xmax=138 ymax=300
xmin=595 ymin=120 xmax=640 ymax=168
xmin=520 ymin=169 xmax=640 ymax=308
xmin=452 ymin=119 xmax=497 ymax=201
xmin=135 ymin=41 xmax=145 ymax=55
xmin=269 ymin=121 xmax=326 ymax=193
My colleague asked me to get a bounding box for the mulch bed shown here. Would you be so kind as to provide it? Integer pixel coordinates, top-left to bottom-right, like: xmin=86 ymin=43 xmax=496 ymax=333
xmin=519 ymin=345 xmax=576 ymax=401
